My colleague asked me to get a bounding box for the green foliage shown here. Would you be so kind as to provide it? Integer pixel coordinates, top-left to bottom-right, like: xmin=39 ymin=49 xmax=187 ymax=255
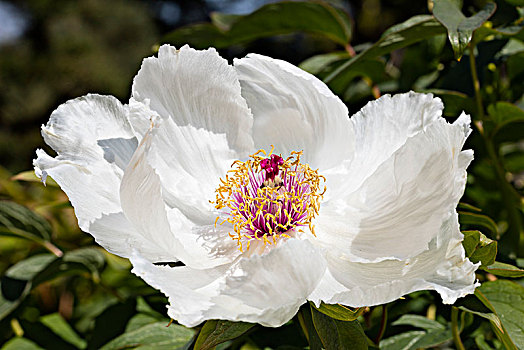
xmin=194 ymin=320 xmax=254 ymax=350
xmin=310 ymin=306 xmax=368 ymax=350
xmin=481 ymin=261 xmax=524 ymax=277
xmin=310 ymin=302 xmax=363 ymax=322
xmin=100 ymin=322 xmax=194 ymax=350
xmin=1 ymin=0 xmax=524 ymax=349
xmin=164 ymin=1 xmax=352 ymax=48
xmin=462 ymin=230 xmax=497 ymax=266
xmin=432 ymin=0 xmax=496 ymax=59
xmin=479 ymin=281 xmax=524 ymax=348
xmin=487 ymin=101 xmax=524 ymax=135
xmin=40 ymin=313 xmax=86 ymax=349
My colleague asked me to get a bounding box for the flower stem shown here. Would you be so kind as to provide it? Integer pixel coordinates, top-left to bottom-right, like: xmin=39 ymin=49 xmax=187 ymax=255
xmin=373 ymin=305 xmax=388 ymax=345
xmin=469 ymin=40 xmax=524 ymax=258
xmin=468 ymin=44 xmax=484 ymax=120
xmin=451 ymin=307 xmax=466 ymax=350
xmin=345 ymin=43 xmax=356 ymax=57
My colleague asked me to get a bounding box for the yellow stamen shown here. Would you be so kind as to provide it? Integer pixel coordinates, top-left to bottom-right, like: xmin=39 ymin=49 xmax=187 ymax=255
xmin=212 ymin=148 xmax=325 ymax=252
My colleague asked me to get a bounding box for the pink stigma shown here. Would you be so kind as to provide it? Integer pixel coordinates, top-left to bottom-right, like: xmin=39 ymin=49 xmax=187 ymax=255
xmin=260 ymin=154 xmax=284 ymax=181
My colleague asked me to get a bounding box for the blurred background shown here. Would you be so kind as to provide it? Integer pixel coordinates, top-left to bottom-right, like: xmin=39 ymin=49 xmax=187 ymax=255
xmin=0 ymin=0 xmax=454 ymax=173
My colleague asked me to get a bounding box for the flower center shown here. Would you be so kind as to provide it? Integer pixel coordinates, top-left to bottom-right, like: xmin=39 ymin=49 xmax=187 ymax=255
xmin=212 ymin=147 xmax=326 ymax=252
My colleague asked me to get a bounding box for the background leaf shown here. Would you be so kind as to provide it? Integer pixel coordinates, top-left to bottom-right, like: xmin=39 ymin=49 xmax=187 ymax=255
xmin=481 ymin=261 xmax=524 ymax=277
xmin=432 ymin=0 xmax=496 ymax=59
xmin=487 ymin=102 xmax=524 ymax=135
xmin=310 ymin=302 xmax=363 ymax=322
xmin=462 ymin=230 xmax=497 ymax=266
xmin=458 ymin=212 xmax=499 ymax=238
xmin=100 ymin=322 xmax=194 ymax=350
xmin=164 ymin=1 xmax=352 ymax=48
xmin=479 ymin=280 xmax=524 ymax=348
xmin=325 ymin=15 xmax=446 ymax=84
xmin=0 ymin=337 xmax=43 ymax=350
xmin=391 ymin=315 xmax=445 ymax=331
xmin=194 ymin=320 xmax=254 ymax=350
xmin=310 ymin=306 xmax=368 ymax=350
xmin=40 ymin=313 xmax=86 ymax=349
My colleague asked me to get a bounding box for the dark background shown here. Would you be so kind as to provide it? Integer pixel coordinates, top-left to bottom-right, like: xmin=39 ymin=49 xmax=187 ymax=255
xmin=0 ymin=0 xmax=492 ymax=172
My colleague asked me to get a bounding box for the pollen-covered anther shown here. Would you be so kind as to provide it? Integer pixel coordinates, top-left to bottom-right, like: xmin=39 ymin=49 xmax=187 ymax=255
xmin=212 ymin=147 xmax=326 ymax=252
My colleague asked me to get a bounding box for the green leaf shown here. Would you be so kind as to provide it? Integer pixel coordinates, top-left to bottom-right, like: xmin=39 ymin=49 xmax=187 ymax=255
xmin=455 ymin=292 xmax=503 ymax=330
xmin=432 ymin=0 xmax=496 ymax=59
xmin=325 ymin=15 xmax=446 ymax=84
xmin=326 ymin=60 xmax=387 ymax=96
xmin=336 ymin=319 xmax=369 ymax=349
xmin=310 ymin=306 xmax=368 ymax=350
xmin=480 ymin=280 xmax=524 ymax=349
xmin=62 ymin=247 xmax=105 ymax=282
xmin=474 ymin=23 xmax=524 ymax=45
xmin=380 ymin=328 xmax=453 ymax=350
xmin=487 ymin=102 xmax=524 ymax=135
xmin=298 ymin=306 xmax=323 ymax=350
xmin=11 ymin=171 xmax=58 ymax=187
xmin=391 ymin=315 xmax=445 ymax=331
xmin=410 ymin=328 xmax=453 ymax=348
xmin=0 ymin=201 xmax=63 ymax=256
xmin=194 ymin=320 xmax=254 ymax=350
xmin=380 ymin=331 xmax=426 ymax=350
xmin=100 ymin=322 xmax=194 ymax=350
xmin=455 ymin=291 xmax=515 ymax=350
xmin=299 ymin=52 xmax=350 ymax=75
xmin=458 ymin=202 xmax=482 ymax=212
xmin=481 ymin=261 xmax=524 ymax=277
xmin=458 ymin=211 xmax=499 ymax=237
xmin=0 ymin=201 xmax=52 ymax=242
xmin=163 ymin=1 xmax=352 ymax=48
xmin=462 ymin=230 xmax=497 ymax=266
xmin=0 ymin=337 xmax=44 ymax=350
xmin=0 ymin=254 xmax=57 ymax=320
xmin=40 ymin=313 xmax=87 ymax=349
xmin=126 ymin=314 xmax=165 ymax=332
xmin=209 ymin=12 xmax=241 ymax=31
xmin=310 ymin=302 xmax=363 ymax=321
xmin=497 ymin=38 xmax=524 ymax=57
xmin=469 ymin=289 xmax=517 ymax=349
xmin=386 ymin=314 xmax=452 ymax=350
xmin=4 ymin=254 xmax=57 ymax=281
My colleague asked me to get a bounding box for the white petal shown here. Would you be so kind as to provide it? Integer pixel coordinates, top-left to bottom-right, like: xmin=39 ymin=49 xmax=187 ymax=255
xmin=146 ymin=114 xmax=238 ymax=223
xmin=120 ymin=124 xmax=239 ymax=268
xmin=88 ymin=213 xmax=175 ymax=262
xmin=34 ymin=94 xmax=136 ymax=231
xmin=309 ymin=211 xmax=479 ymax=307
xmin=131 ymin=239 xmax=326 ymax=328
xmin=206 ymin=239 xmax=326 ymax=327
xmin=120 ymin=126 xmax=187 ymax=262
xmin=315 ymin=93 xmax=473 ymax=262
xmin=234 ymin=54 xmax=353 ymax=170
xmin=343 ymin=92 xmax=445 ymax=194
xmin=130 ymin=253 xmax=230 ymax=327
xmin=132 ymin=45 xmax=253 ymax=154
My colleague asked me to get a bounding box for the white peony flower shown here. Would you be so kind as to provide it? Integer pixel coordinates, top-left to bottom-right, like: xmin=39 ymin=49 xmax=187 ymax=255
xmin=34 ymin=45 xmax=479 ymax=328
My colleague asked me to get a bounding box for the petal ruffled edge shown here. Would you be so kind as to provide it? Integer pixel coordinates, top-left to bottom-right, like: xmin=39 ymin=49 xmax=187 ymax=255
xmin=131 ymin=239 xmax=326 ymax=328
xmin=132 ymin=44 xmax=254 ymax=155
xmin=234 ymin=53 xmax=353 ymax=170
xmin=309 ymin=211 xmax=479 ymax=307
xmin=34 ymin=94 xmax=136 ymax=230
xmin=314 ymin=96 xmax=473 ymax=263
